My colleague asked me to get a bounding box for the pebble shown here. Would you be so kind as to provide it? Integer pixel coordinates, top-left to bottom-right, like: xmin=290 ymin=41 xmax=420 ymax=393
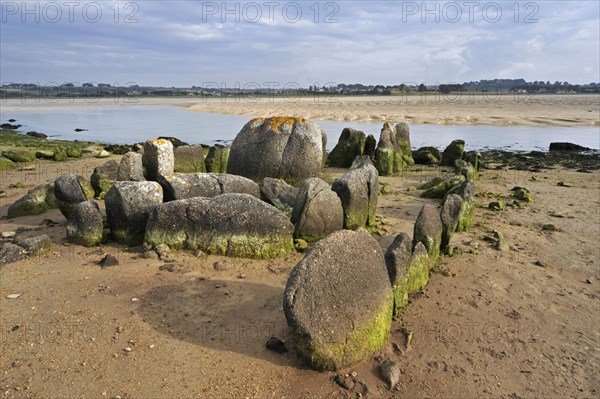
xmin=378 ymin=359 xmax=401 ymax=389
xmin=586 ymin=278 xmax=593 ymax=284
xmin=213 ymin=261 xmax=233 ymax=271
xmin=238 ymin=272 xmax=246 ymax=279
xmin=6 ymin=294 xmax=21 ymax=299
xmin=1 ymin=231 xmax=16 ymax=239
xmin=141 ymin=250 xmax=158 ymax=260
xmin=158 ymin=264 xmax=175 ymax=272
xmin=265 ymin=336 xmax=287 ymax=353
xmin=98 ymin=255 xmax=119 ymax=268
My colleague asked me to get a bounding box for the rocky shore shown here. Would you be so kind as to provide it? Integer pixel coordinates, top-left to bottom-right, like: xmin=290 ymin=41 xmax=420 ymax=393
xmin=0 ymin=119 xmax=598 ymax=398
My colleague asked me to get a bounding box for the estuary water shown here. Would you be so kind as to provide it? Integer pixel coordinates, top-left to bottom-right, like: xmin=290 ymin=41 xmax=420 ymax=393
xmin=2 ymin=104 xmax=599 ymax=151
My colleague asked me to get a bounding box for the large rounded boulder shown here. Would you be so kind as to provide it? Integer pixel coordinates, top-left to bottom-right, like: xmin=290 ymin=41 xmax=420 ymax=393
xmin=105 ymin=181 xmax=163 ymax=246
xmin=283 ymin=229 xmax=393 ymax=371
xmin=54 ymin=174 xmax=94 ymax=219
xmin=66 ymin=201 xmax=104 ymax=247
xmin=291 ymin=178 xmax=344 ymax=242
xmin=144 ymin=193 xmax=294 ymax=259
xmin=227 ymin=117 xmax=324 ymax=181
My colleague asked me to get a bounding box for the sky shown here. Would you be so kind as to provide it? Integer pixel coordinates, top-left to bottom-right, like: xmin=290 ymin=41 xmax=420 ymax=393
xmin=1 ymin=1 xmax=599 ymax=87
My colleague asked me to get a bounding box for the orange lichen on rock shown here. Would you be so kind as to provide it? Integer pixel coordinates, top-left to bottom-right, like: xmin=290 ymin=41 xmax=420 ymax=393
xmin=250 ymin=116 xmax=306 ymax=132
xmin=149 ymin=139 xmax=170 ymax=145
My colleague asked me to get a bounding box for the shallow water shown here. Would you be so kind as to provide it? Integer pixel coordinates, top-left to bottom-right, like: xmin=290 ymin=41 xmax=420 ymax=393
xmin=2 ymin=105 xmax=599 ymax=151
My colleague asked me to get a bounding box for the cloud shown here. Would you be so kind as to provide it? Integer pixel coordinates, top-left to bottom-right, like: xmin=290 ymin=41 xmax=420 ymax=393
xmin=0 ymin=1 xmax=598 ymax=85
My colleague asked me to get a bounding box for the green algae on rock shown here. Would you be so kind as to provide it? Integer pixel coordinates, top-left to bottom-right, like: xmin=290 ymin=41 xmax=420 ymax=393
xmin=283 ymin=229 xmax=393 ymax=371
xmin=145 ymin=194 xmax=295 ymax=259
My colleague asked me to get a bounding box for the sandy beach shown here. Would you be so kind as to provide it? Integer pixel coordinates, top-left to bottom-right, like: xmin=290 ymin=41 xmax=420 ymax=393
xmin=0 ymin=151 xmax=598 ymax=398
xmin=2 ymin=94 xmax=599 ymax=127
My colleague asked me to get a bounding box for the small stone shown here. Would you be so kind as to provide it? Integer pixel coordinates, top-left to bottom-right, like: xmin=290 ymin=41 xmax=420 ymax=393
xmin=124 ymin=347 xmax=132 ymax=352
xmin=542 ymin=224 xmax=558 ymax=232
xmin=378 ymin=359 xmax=401 ymax=389
xmin=96 ymin=150 xmax=110 ymax=158
xmin=149 ymin=344 xmax=155 ymax=349
xmin=98 ymin=255 xmax=119 ymax=268
xmin=265 ymin=336 xmax=287 ymax=353
xmin=154 ymin=243 xmax=171 ymax=259
xmin=332 ymin=374 xmax=355 ymax=390
xmin=585 ymin=278 xmax=592 ymax=284
xmin=158 ymin=264 xmax=175 ymax=272
xmin=131 ymin=298 xmax=139 ymax=302
xmin=238 ymin=272 xmax=246 ymax=279
xmin=534 ymin=260 xmax=548 ymax=268
xmin=116 ymin=325 xmax=124 ymax=333
xmin=1 ymin=231 xmax=16 ymax=239
xmin=141 ymin=250 xmax=158 ymax=260
xmin=6 ymin=294 xmax=21 ymax=299
xmin=193 ymin=249 xmax=207 ymax=259
xmin=488 ymin=200 xmax=505 ymax=211
xmin=162 ymin=258 xmax=176 ymax=263
xmin=213 ymin=261 xmax=232 ymax=271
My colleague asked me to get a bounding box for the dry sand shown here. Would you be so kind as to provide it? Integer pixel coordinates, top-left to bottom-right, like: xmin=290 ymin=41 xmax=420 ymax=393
xmin=2 ymin=94 xmax=599 ymax=127
xmin=0 ymin=155 xmax=598 ymax=398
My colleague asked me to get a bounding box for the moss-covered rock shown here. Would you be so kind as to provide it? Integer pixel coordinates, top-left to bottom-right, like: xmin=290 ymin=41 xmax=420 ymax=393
xmin=2 ymin=150 xmax=35 ymax=162
xmin=421 ymin=175 xmax=465 ymax=199
xmin=511 ymin=187 xmax=533 ymax=202
xmin=419 ymin=176 xmax=445 ymax=190
xmin=205 ymin=144 xmax=230 ymax=173
xmin=7 ymin=184 xmax=56 ymax=218
xmin=174 ymin=145 xmax=206 ymax=173
xmin=488 ymin=200 xmax=505 ymax=211
xmin=283 ymin=229 xmax=393 ymax=371
xmin=54 ymin=174 xmax=95 ymax=219
xmin=145 ymin=194 xmax=294 ymax=259
xmin=66 ymin=201 xmax=104 ymax=246
xmin=331 ymin=156 xmax=379 ymax=230
xmin=327 ymin=128 xmax=367 ymax=168
xmin=440 ymin=194 xmax=462 ymax=251
xmin=455 ymin=159 xmax=477 ymax=181
xmin=412 ymin=204 xmax=443 ymax=265
xmin=413 ymin=146 xmax=441 ymax=165
xmin=441 ymin=139 xmax=465 ymax=166
xmin=35 ymin=150 xmax=55 ymax=159
xmin=66 ymin=147 xmax=83 ymax=158
xmin=385 ymin=234 xmax=430 ymax=315
xmin=0 ymin=157 xmax=16 ymax=171
xmin=53 ymin=148 xmax=68 ymax=161
xmin=374 ymin=122 xmax=413 ymax=176
xmin=105 ymin=181 xmax=163 ymax=246
xmin=90 ymin=160 xmax=119 ymax=199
